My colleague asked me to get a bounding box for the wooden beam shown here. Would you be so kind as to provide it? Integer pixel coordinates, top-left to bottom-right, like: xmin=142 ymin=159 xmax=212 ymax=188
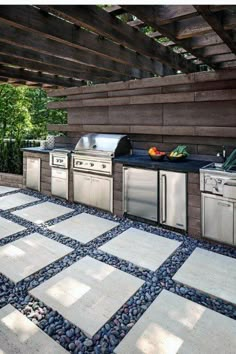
xmin=218 ymin=60 xmax=236 ymax=69
xmin=182 ymin=33 xmax=224 ymax=49
xmin=121 ymin=5 xmax=217 ymax=69
xmin=195 ymin=44 xmax=232 ymax=57
xmin=42 ymin=5 xmax=197 ymax=73
xmin=194 ymin=6 xmax=236 ymax=54
xmin=0 ymin=21 xmax=147 ymax=80
xmin=0 ymin=43 xmax=124 ymax=82
xmin=104 ymin=5 xmax=125 ymax=16
xmin=147 ymin=31 xmax=162 ymax=39
xmin=211 ymin=53 xmax=236 ymax=63
xmin=174 ymin=12 xmax=236 ymax=39
xmin=0 ymin=6 xmax=162 ymax=77
xmin=0 ymin=65 xmax=82 ymax=87
xmin=127 ymin=5 xmax=198 ymax=25
xmin=0 ymin=53 xmax=118 ymax=82
xmin=127 ymin=19 xmax=144 ymax=28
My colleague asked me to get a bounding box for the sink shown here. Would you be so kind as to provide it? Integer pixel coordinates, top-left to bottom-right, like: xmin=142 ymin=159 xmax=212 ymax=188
xmin=201 ymin=162 xmax=224 ymax=171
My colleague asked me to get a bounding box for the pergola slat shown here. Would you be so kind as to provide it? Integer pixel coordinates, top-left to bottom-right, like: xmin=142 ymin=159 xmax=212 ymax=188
xmin=0 ymin=21 xmax=148 ymax=80
xmin=0 ymin=65 xmax=83 ymax=87
xmin=194 ymin=6 xmax=236 ymax=55
xmin=174 ymin=12 xmax=236 ymax=39
xmin=0 ymin=43 xmax=125 ymax=82
xmin=0 ymin=5 xmax=235 ymax=87
xmin=121 ymin=5 xmax=218 ymax=69
xmin=0 ymin=53 xmax=125 ymax=83
xmin=42 ymin=5 xmax=197 ymax=73
xmin=210 ymin=53 xmax=236 ymax=63
xmin=194 ymin=44 xmax=232 ymax=58
xmin=0 ymin=5 xmax=164 ymax=77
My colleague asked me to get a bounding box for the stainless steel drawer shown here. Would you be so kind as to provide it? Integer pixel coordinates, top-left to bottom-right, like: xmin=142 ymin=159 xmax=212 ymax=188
xmin=223 ymin=182 xmax=236 ymax=199
xmin=52 ymin=168 xmax=68 ymax=179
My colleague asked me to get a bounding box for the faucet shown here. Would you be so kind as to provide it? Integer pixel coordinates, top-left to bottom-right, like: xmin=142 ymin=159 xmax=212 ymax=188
xmin=216 ymin=146 xmax=226 ymax=162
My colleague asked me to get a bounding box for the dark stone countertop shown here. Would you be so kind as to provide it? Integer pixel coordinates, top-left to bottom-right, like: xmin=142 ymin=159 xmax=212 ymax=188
xmin=22 ymin=147 xmax=52 ymax=154
xmin=114 ymin=154 xmax=210 ymax=173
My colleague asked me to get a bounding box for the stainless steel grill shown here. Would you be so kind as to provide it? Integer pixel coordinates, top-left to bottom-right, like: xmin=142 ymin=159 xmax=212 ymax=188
xmin=72 ymin=133 xmax=131 ymax=175
xmin=72 ymin=133 xmax=131 ymax=212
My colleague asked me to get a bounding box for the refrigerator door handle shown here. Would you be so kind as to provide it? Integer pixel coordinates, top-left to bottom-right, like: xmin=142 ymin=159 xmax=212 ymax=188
xmin=123 ymin=167 xmax=128 ymax=213
xmin=161 ymin=174 xmax=167 ymax=223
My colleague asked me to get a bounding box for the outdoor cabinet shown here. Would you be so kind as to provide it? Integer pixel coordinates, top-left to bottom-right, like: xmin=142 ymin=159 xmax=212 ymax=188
xmin=159 ymin=170 xmax=187 ymax=230
xmin=51 ymin=168 xmax=69 ymax=200
xmin=73 ymin=171 xmax=113 ymax=212
xmin=201 ymin=193 xmax=234 ymax=245
xmin=26 ymin=157 xmax=41 ymax=192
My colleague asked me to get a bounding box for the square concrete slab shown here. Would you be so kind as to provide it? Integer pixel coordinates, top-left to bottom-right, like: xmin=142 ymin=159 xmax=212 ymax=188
xmin=49 ymin=213 xmax=119 ymax=244
xmin=13 ymin=201 xmax=74 ymax=224
xmin=115 ymin=290 xmax=236 ymax=354
xmin=30 ymin=256 xmax=144 ymax=338
xmin=0 ymin=233 xmax=73 ymax=283
xmin=0 ymin=186 xmax=19 ymax=195
xmin=0 ymin=304 xmax=68 ymax=353
xmin=0 ymin=216 xmax=26 ymax=240
xmin=99 ymin=228 xmax=181 ymax=271
xmin=173 ymin=248 xmax=236 ymax=305
xmin=0 ymin=192 xmax=39 ymax=210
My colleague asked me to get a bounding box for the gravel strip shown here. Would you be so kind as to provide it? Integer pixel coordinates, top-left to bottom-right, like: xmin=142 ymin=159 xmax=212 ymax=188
xmin=0 ymin=188 xmax=235 ymax=353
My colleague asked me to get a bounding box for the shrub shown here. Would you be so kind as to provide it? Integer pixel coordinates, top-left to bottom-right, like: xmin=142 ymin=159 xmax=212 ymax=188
xmin=0 ymin=139 xmax=40 ymax=175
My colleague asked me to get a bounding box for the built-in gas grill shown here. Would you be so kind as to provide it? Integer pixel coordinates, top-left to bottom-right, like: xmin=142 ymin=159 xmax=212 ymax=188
xmin=72 ymin=133 xmax=131 ymax=212
xmin=72 ymin=133 xmax=131 ymax=175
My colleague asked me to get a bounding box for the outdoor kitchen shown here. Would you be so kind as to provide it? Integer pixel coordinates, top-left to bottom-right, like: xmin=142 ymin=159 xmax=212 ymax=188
xmin=22 ymin=69 xmax=236 ymax=246
xmin=0 ymin=4 xmax=236 ymax=354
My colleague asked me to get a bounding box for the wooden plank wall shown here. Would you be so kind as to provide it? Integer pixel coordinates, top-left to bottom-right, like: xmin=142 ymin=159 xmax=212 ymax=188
xmin=48 ymin=70 xmax=236 ymax=156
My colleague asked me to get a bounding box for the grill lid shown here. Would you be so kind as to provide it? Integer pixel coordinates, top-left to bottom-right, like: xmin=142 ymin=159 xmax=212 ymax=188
xmin=74 ymin=133 xmax=131 ymax=157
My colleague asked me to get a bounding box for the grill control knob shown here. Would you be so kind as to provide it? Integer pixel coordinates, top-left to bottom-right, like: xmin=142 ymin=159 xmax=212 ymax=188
xmin=101 ymin=164 xmax=106 ymax=169
xmin=90 ymin=163 xmax=94 ymax=167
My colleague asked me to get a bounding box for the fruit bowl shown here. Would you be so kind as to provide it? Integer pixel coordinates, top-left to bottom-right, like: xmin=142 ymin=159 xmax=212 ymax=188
xmin=149 ymin=153 xmax=166 ymax=161
xmin=166 ymin=154 xmax=187 ymax=162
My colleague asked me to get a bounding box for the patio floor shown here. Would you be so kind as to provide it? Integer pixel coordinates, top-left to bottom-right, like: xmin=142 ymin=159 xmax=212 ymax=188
xmin=0 ymin=187 xmax=236 ymax=353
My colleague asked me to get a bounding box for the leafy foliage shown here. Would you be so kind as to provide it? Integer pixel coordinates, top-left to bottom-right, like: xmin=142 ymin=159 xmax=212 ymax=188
xmin=0 ymin=84 xmax=66 ymax=140
xmin=0 ymin=84 xmax=66 ymax=174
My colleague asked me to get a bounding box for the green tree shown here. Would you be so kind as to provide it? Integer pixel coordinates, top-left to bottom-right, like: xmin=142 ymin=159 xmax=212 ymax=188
xmin=0 ymin=84 xmax=67 ymax=140
xmin=25 ymin=88 xmax=67 ymax=139
xmin=0 ymin=84 xmax=32 ymax=141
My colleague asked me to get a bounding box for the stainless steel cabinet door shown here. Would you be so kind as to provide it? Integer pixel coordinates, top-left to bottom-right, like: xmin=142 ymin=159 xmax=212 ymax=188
xmin=26 ymin=158 xmax=41 ymax=191
xmin=73 ymin=172 xmax=113 ymax=212
xmin=123 ymin=167 xmax=158 ymax=221
xmin=73 ymin=172 xmax=92 ymax=205
xmin=159 ymin=170 xmax=187 ymax=230
xmin=91 ymin=176 xmax=113 ymax=212
xmin=202 ymin=193 xmax=233 ymax=245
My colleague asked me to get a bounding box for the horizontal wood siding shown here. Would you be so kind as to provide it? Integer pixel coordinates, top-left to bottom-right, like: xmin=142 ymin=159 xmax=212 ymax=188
xmin=48 ymin=70 xmax=236 ymax=157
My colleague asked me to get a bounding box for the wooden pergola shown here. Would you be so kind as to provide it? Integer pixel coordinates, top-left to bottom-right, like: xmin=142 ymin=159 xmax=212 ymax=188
xmin=0 ymin=5 xmax=235 ymax=88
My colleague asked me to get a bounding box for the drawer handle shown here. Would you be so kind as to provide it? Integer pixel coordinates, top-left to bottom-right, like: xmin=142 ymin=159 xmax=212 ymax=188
xmin=218 ymin=202 xmax=231 ymax=207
